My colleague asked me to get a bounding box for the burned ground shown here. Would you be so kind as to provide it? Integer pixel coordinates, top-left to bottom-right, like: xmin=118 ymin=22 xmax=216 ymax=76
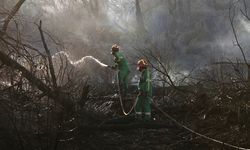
xmin=1 ymin=0 xmax=250 ymax=150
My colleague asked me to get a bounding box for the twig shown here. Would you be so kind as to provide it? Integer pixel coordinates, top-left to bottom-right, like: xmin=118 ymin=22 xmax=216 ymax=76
xmin=38 ymin=20 xmax=57 ymax=89
xmin=229 ymin=2 xmax=248 ymax=66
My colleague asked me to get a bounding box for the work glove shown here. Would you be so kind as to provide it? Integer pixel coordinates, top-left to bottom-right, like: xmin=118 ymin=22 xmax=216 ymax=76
xmin=108 ymin=65 xmax=116 ymax=70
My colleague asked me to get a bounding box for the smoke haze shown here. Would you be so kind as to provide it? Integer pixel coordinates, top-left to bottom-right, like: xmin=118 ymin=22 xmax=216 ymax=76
xmin=2 ymin=0 xmax=250 ymax=72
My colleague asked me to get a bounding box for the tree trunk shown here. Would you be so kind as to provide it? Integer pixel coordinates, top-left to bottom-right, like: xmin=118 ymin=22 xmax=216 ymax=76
xmin=136 ymin=0 xmax=146 ymax=33
xmin=0 ymin=50 xmax=73 ymax=111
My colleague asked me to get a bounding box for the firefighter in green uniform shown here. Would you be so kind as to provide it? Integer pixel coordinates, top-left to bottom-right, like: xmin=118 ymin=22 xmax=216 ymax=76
xmin=109 ymin=44 xmax=130 ymax=96
xmin=135 ymin=59 xmax=152 ymax=121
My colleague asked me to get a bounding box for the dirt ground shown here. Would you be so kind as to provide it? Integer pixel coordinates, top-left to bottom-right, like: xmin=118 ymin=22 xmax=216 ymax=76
xmin=76 ymin=96 xmax=250 ymax=150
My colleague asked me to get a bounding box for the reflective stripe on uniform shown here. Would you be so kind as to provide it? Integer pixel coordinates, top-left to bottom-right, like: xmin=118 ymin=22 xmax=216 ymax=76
xmin=136 ymin=112 xmax=142 ymax=115
xmin=145 ymin=112 xmax=151 ymax=115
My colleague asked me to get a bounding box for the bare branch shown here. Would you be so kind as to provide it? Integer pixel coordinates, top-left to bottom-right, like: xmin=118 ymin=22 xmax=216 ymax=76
xmin=240 ymin=9 xmax=250 ymax=21
xmin=1 ymin=0 xmax=26 ymax=33
xmin=38 ymin=20 xmax=58 ymax=89
xmin=0 ymin=50 xmax=52 ymax=94
xmin=229 ymin=2 xmax=248 ymax=65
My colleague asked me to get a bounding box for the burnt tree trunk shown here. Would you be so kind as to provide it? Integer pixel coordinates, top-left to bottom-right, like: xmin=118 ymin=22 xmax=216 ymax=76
xmin=0 ymin=50 xmax=73 ymax=111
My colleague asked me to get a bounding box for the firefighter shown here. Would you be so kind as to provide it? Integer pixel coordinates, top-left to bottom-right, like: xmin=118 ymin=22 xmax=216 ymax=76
xmin=109 ymin=44 xmax=130 ymax=96
xmin=135 ymin=59 xmax=152 ymax=121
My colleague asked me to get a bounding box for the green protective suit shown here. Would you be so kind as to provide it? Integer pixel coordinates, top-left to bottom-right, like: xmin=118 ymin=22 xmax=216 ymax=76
xmin=135 ymin=68 xmax=152 ymax=121
xmin=113 ymin=52 xmax=130 ymax=95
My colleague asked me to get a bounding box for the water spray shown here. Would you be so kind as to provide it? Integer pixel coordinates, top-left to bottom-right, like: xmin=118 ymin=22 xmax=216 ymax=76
xmin=52 ymin=51 xmax=108 ymax=67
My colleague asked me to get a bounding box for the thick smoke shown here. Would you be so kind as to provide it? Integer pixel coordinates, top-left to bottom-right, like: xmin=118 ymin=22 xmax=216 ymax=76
xmin=2 ymin=0 xmax=250 ymax=80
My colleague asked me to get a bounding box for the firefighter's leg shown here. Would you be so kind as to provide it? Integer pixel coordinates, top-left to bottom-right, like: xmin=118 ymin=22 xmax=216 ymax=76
xmin=118 ymin=71 xmax=129 ymax=96
xmin=135 ymin=96 xmax=142 ymax=120
xmin=123 ymin=71 xmax=129 ymax=95
xmin=144 ymin=96 xmax=151 ymax=121
xmin=118 ymin=71 xmax=124 ymax=95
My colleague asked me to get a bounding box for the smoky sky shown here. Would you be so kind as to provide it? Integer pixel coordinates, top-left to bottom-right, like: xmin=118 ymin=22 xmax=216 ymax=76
xmin=2 ymin=0 xmax=250 ymax=71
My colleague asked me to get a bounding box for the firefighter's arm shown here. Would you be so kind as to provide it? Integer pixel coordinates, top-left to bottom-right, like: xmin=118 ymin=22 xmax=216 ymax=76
xmin=109 ymin=55 xmax=119 ymax=70
xmin=114 ymin=54 xmax=124 ymax=63
xmin=108 ymin=64 xmax=118 ymax=70
xmin=145 ymin=70 xmax=151 ymax=96
xmin=138 ymin=73 xmax=148 ymax=96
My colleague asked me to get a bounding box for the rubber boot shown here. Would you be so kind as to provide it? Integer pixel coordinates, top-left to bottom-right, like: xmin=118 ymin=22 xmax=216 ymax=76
xmin=144 ymin=113 xmax=151 ymax=121
xmin=144 ymin=97 xmax=151 ymax=121
xmin=135 ymin=113 xmax=143 ymax=121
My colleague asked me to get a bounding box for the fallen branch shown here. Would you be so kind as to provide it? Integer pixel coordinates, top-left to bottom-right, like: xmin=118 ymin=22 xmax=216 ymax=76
xmin=0 ymin=50 xmax=73 ymax=111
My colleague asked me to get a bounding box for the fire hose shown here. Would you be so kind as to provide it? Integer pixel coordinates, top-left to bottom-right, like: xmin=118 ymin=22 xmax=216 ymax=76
xmin=151 ymin=99 xmax=250 ymax=150
xmin=116 ymin=73 xmax=138 ymax=116
xmin=113 ymin=67 xmax=249 ymax=149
